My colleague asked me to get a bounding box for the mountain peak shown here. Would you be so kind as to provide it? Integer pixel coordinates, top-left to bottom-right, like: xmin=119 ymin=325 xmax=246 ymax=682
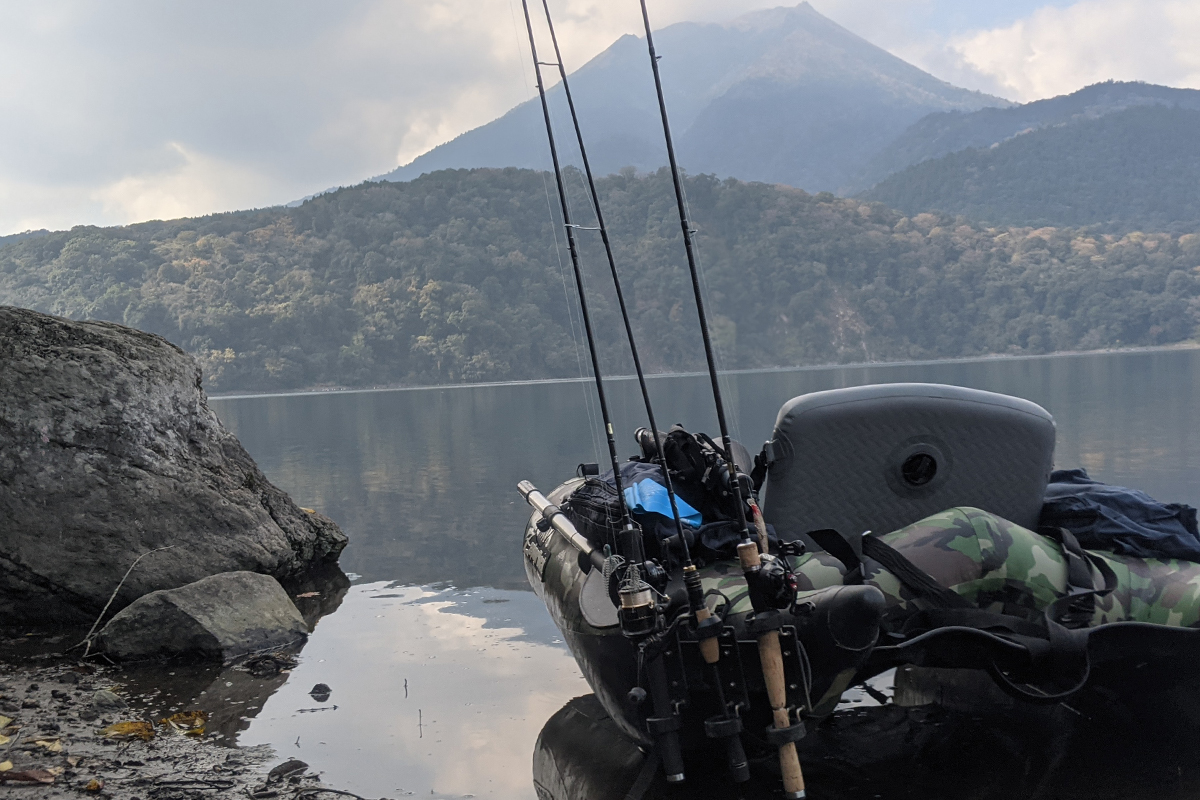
xmin=723 ymin=2 xmax=821 ymax=33
xmin=376 ymin=2 xmax=1009 ymax=192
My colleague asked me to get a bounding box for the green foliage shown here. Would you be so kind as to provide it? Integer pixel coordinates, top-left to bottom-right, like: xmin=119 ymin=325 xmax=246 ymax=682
xmin=1 ymin=167 xmax=1198 ymax=393
xmin=862 ymin=106 xmax=1200 ymax=231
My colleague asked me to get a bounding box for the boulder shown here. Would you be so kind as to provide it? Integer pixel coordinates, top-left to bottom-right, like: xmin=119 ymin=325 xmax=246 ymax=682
xmin=96 ymin=571 xmax=308 ymax=662
xmin=0 ymin=306 xmax=347 ymax=625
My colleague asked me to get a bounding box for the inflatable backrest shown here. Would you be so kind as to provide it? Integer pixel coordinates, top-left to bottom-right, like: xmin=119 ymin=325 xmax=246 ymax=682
xmin=761 ymin=383 xmax=1055 ymax=548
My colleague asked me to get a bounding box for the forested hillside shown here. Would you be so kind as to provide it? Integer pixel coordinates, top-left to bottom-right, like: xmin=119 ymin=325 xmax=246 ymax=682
xmin=852 ymin=81 xmax=1200 ymax=192
xmin=861 ymin=105 xmax=1200 ymax=231
xmin=1 ymin=168 xmax=1198 ymax=394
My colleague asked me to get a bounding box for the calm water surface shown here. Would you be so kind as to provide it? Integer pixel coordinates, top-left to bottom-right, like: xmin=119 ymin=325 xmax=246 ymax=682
xmin=208 ymin=349 xmax=1200 ymax=799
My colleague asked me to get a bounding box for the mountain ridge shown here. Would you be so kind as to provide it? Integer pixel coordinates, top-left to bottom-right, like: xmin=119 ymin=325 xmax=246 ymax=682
xmin=861 ymin=104 xmax=1200 ymax=231
xmin=852 ymin=80 xmax=1200 ymax=192
xmin=376 ymin=3 xmax=1007 ymax=193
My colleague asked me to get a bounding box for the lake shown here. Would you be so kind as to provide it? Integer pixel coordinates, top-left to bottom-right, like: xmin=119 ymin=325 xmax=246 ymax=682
xmin=208 ymin=347 xmax=1200 ymax=799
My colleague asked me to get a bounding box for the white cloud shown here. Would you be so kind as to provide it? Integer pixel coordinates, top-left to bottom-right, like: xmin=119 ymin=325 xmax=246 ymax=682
xmin=0 ymin=0 xmax=1196 ymax=234
xmin=90 ymin=144 xmax=284 ymax=224
xmin=0 ymin=0 xmax=794 ymax=235
xmin=240 ymin=585 xmax=588 ymax=798
xmin=949 ymin=0 xmax=1200 ymax=101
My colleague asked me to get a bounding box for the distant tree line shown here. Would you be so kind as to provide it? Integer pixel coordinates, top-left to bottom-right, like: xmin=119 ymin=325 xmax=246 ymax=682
xmin=1 ymin=167 xmax=1198 ymax=393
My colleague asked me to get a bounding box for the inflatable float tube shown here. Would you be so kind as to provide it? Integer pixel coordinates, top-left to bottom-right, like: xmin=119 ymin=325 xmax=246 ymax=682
xmin=520 ymin=384 xmax=1200 ymax=791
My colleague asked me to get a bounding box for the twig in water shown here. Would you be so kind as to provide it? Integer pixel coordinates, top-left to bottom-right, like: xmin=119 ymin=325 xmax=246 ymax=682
xmin=2 ymin=732 xmax=23 ymax=756
xmin=75 ymin=545 xmax=177 ymax=657
xmin=294 ymin=789 xmax=369 ymax=800
xmin=154 ymin=778 xmax=236 ymax=790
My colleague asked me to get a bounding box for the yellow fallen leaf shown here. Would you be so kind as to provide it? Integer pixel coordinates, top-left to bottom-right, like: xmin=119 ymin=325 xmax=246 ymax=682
xmin=86 ymin=778 xmax=104 ymax=792
xmin=46 ymin=767 xmax=64 ymax=777
xmin=300 ymin=507 xmax=316 ymax=514
xmin=0 ymin=734 xmax=9 ymax=746
xmin=159 ymin=710 xmax=207 ymax=736
xmin=35 ymin=739 xmax=62 ymax=753
xmin=0 ymin=761 xmax=11 ymax=772
xmin=0 ymin=715 xmax=11 ymax=728
xmin=66 ymin=756 xmax=80 ymax=767
xmin=99 ymin=721 xmax=154 ymax=741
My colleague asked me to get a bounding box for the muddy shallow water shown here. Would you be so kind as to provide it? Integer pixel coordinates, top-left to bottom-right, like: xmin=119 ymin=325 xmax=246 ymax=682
xmin=201 ymin=349 xmax=1200 ymax=800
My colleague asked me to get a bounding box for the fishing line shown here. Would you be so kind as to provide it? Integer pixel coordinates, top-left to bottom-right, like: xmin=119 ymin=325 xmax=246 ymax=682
xmin=520 ymin=0 xmax=636 ymax=542
xmin=543 ymin=69 xmax=605 ymax=459
xmin=548 ymin=143 xmax=603 ymax=464
xmin=560 ymin=211 xmax=605 ymax=462
xmin=680 ymin=178 xmax=743 ymax=445
xmin=511 ymin=0 xmax=602 ymax=462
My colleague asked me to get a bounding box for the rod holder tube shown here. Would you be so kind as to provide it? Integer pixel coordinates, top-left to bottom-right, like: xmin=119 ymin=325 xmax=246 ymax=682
xmin=646 ymin=654 xmax=687 ymax=783
xmin=519 ymin=480 xmax=605 ymax=571
xmin=739 ymin=542 xmax=806 ymax=798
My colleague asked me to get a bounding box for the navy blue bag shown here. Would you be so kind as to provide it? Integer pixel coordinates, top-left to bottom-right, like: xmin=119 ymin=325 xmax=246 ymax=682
xmin=1039 ymin=468 xmax=1200 ymax=562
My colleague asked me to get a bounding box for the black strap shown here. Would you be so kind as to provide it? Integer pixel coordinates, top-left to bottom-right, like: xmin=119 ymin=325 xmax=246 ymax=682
xmin=861 ymin=534 xmax=973 ymax=609
xmin=813 ymin=522 xmax=1124 ymax=702
xmin=694 ymin=430 xmax=727 ymax=458
xmin=805 ymin=528 xmax=863 ymax=584
xmin=1039 ymin=526 xmax=1118 ymax=627
xmin=623 ymin=750 xmax=661 ymax=800
xmin=751 ymin=449 xmax=770 ymax=491
xmin=901 ymin=607 xmax=1049 ymax=640
xmin=863 ymin=528 xmax=1119 ymax=703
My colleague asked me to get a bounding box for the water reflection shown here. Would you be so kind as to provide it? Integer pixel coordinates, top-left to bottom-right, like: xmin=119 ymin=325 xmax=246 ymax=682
xmin=535 ymin=667 xmax=1200 ymax=800
xmin=206 ymin=348 xmax=1200 ymax=800
xmin=114 ymin=564 xmax=351 ymax=741
xmin=238 ymin=585 xmax=587 ymax=799
xmin=212 ymin=349 xmax=1200 ymax=591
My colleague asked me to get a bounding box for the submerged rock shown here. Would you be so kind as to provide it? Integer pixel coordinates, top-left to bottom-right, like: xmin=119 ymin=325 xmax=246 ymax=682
xmin=0 ymin=306 xmax=347 ymax=625
xmin=97 ymin=571 xmax=308 ymax=662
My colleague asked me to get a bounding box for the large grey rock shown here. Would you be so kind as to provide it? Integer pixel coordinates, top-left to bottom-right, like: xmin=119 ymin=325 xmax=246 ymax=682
xmin=97 ymin=571 xmax=308 ymax=662
xmin=0 ymin=306 xmax=347 ymax=625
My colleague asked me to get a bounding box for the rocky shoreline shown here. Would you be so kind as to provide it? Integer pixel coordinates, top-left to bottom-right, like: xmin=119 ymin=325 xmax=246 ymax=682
xmin=0 ymin=305 xmax=347 ymax=627
xmin=0 ymin=307 xmax=372 ymax=797
xmin=0 ymin=635 xmax=355 ymax=799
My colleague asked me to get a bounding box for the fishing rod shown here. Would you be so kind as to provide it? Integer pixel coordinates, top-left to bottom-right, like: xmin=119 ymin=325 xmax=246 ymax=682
xmin=519 ymin=0 xmax=634 ymax=554
xmin=534 ymin=0 xmax=749 ymax=784
xmin=519 ymin=0 xmax=688 ymax=782
xmin=637 ymin=2 xmax=807 ymax=797
xmin=533 ymin=0 xmax=701 ymax=607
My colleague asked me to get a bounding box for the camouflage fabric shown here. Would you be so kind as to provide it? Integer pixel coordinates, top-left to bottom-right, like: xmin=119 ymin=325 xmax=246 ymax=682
xmin=699 ymin=507 xmax=1200 ymax=629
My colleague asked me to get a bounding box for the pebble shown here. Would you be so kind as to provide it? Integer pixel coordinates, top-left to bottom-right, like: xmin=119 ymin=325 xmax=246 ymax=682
xmin=91 ymin=689 xmax=127 ymax=712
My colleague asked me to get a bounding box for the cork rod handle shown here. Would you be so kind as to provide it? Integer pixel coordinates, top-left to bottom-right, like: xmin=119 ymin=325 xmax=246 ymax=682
xmin=738 ymin=542 xmax=806 ymax=799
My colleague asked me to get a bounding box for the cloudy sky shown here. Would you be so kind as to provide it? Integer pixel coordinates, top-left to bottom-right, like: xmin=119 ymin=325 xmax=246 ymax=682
xmin=0 ymin=0 xmax=1197 ymax=236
